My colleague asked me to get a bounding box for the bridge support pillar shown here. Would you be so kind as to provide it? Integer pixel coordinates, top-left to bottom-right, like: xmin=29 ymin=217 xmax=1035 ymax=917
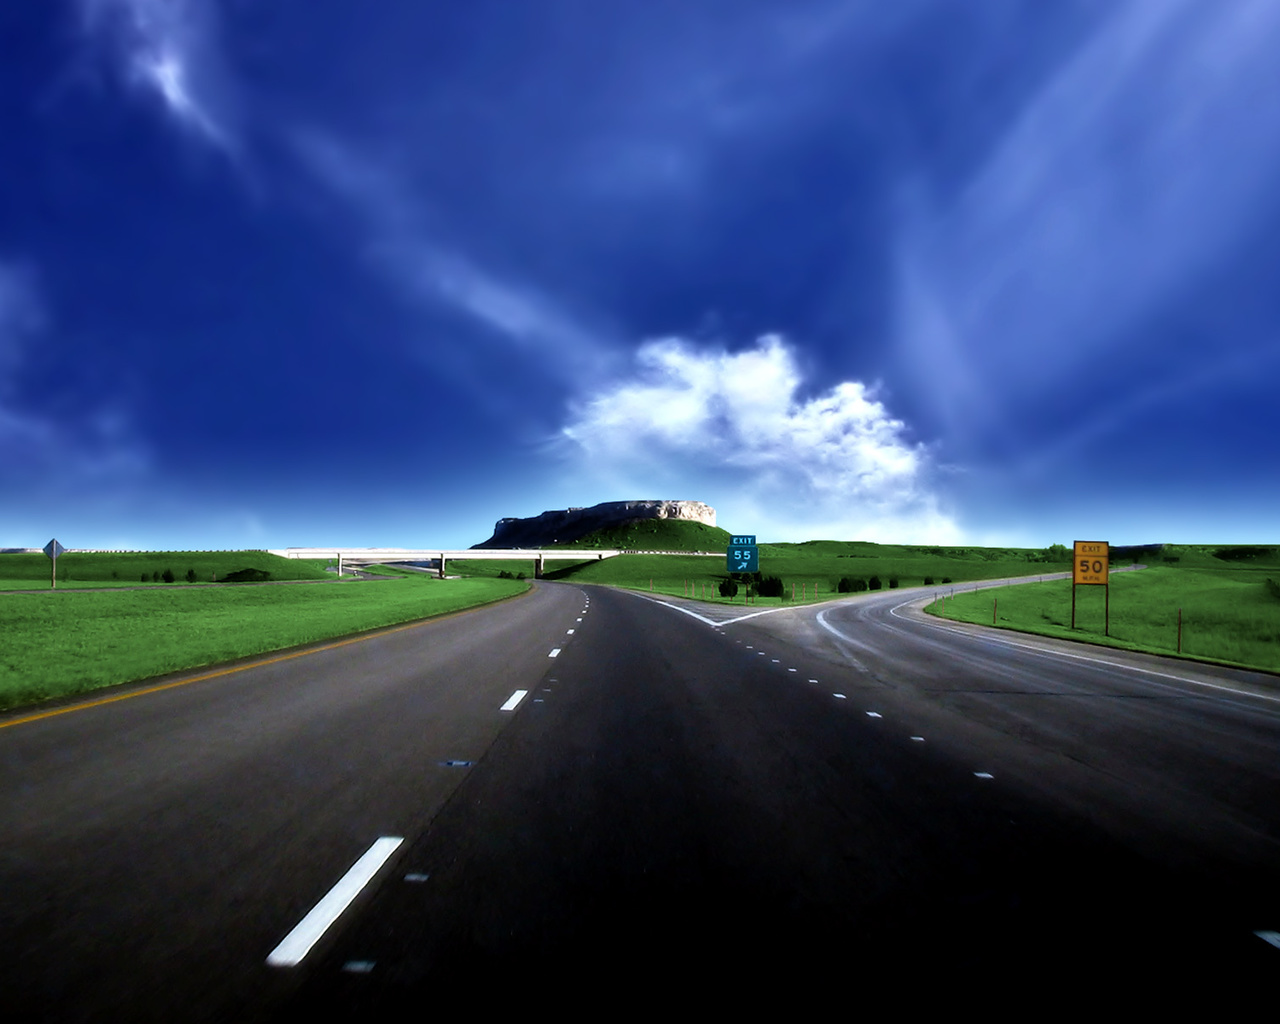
xmin=438 ymin=553 xmax=446 ymax=579
xmin=535 ymin=554 xmax=545 ymax=579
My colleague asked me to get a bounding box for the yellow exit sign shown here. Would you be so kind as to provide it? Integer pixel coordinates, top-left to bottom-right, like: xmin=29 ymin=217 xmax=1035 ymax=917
xmin=1073 ymin=541 xmax=1109 ymax=585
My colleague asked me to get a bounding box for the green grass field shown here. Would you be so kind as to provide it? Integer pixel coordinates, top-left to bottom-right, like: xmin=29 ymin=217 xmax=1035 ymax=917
xmin=445 ymin=540 xmax=1073 ymax=606
xmin=0 ymin=574 xmax=527 ymax=712
xmin=927 ymin=558 xmax=1280 ymax=674
xmin=0 ymin=550 xmax=332 ymax=590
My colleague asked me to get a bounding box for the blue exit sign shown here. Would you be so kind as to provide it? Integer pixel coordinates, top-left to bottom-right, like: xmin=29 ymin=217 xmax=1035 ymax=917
xmin=730 ymin=535 xmax=756 ymax=546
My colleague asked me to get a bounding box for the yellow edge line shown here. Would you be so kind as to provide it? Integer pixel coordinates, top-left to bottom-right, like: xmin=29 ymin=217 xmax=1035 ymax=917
xmin=0 ymin=585 xmax=532 ymax=731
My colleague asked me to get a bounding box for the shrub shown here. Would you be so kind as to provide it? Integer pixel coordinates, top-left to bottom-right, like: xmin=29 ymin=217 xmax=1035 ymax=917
xmin=1267 ymin=578 xmax=1280 ymax=601
xmin=837 ymin=577 xmax=853 ymax=593
xmin=186 ymin=568 xmax=197 ymax=583
xmin=941 ymin=577 xmax=952 ymax=584
xmin=498 ymin=570 xmax=514 ymax=579
xmin=222 ymin=568 xmax=271 ymax=583
xmin=923 ymin=576 xmax=934 ymax=585
xmin=889 ymin=577 xmax=899 ymax=589
xmin=719 ymin=579 xmax=739 ymax=597
xmin=141 ymin=573 xmax=149 ymax=583
xmin=757 ymin=576 xmax=785 ymax=597
xmin=868 ymin=575 xmax=882 ymax=590
xmin=162 ymin=568 xmax=175 ymax=584
xmin=152 ymin=571 xmax=160 ymax=582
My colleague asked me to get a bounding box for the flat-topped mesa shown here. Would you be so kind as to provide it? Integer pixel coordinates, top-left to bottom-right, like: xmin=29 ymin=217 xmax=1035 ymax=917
xmin=475 ymin=500 xmax=716 ymax=548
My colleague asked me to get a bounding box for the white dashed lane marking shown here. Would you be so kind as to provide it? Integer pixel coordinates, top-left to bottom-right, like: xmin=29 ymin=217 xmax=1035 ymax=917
xmin=911 ymin=736 xmax=925 ymax=742
xmin=974 ymin=772 xmax=994 ymax=779
xmin=566 ymin=629 xmax=575 ymax=634
xmin=833 ymin=693 xmax=847 ymax=699
xmin=500 ymin=690 xmax=529 ymax=711
xmin=266 ymin=837 xmax=404 ymax=967
xmin=548 ymin=648 xmax=561 ymax=658
xmin=866 ymin=711 xmax=882 ymax=718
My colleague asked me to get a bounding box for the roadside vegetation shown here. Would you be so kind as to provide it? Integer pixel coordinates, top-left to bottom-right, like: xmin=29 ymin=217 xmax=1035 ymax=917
xmin=0 ymin=550 xmax=331 ymax=590
xmin=445 ymin=531 xmax=1077 ymax=605
xmin=0 ymin=571 xmax=527 ymax=712
xmin=927 ymin=545 xmax=1280 ymax=674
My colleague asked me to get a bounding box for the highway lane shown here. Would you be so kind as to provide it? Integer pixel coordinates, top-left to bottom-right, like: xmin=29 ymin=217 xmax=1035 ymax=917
xmin=288 ymin=579 xmax=1280 ymax=1013
xmin=4 ymin=575 xmax=1278 ymax=1017
xmin=0 ymin=581 xmax=585 ymax=1023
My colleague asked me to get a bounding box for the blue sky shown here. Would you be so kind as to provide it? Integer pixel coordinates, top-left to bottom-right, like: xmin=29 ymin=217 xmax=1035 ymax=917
xmin=3 ymin=0 xmax=1278 ymax=550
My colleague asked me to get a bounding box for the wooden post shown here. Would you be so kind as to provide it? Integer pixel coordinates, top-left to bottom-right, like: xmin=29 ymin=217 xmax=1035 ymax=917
xmin=1105 ymin=582 xmax=1110 ymax=636
xmin=993 ymin=596 xmax=997 ymax=624
xmin=1177 ymin=607 xmax=1182 ymax=653
xmin=1071 ymin=583 xmax=1076 ymax=629
xmin=51 ymin=551 xmax=56 ymax=590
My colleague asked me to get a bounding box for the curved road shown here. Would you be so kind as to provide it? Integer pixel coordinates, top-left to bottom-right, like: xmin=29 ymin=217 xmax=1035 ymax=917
xmin=2 ymin=577 xmax=1278 ymax=1017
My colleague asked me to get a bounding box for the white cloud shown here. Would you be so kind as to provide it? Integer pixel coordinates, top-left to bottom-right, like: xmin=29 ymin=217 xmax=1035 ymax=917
xmin=79 ymin=0 xmax=236 ymax=150
xmin=560 ymin=335 xmax=960 ymax=543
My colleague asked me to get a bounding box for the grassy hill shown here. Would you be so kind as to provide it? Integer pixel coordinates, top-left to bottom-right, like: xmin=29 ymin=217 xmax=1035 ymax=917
xmin=0 ymin=550 xmax=332 ymax=589
xmin=551 ymin=518 xmax=733 ymax=552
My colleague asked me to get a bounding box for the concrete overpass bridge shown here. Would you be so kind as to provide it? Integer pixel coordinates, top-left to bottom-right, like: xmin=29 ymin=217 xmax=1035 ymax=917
xmin=269 ymin=547 xmax=627 ymax=579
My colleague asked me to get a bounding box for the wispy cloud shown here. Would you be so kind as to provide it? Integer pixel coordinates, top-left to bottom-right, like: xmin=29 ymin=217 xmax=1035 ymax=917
xmin=896 ymin=0 xmax=1280 ymax=447
xmin=0 ymin=262 xmax=150 ymax=491
xmin=79 ymin=0 xmax=236 ymax=150
xmin=560 ymin=335 xmax=959 ymax=542
xmin=292 ymin=130 xmax=617 ymax=382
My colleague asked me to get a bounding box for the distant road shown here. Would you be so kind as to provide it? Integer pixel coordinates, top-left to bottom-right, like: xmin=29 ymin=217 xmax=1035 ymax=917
xmin=2 ymin=577 xmax=1277 ymax=1018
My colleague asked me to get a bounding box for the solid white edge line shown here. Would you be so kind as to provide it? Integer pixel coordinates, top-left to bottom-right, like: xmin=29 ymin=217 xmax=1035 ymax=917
xmin=500 ymin=689 xmax=529 ymax=711
xmin=886 ymin=596 xmax=1280 ymax=705
xmin=267 ymin=836 xmax=403 ymax=967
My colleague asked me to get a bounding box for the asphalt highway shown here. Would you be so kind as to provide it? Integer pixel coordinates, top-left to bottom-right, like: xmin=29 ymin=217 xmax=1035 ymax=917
xmin=2 ymin=577 xmax=1277 ymax=1018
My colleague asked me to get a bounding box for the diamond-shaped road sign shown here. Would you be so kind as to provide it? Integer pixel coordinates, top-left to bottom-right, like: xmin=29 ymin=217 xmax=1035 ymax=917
xmin=43 ymin=539 xmax=66 ymax=559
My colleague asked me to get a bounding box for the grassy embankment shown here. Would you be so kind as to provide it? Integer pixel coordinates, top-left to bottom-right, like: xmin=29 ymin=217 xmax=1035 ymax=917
xmin=0 ymin=552 xmax=528 ymax=711
xmin=446 ymin=524 xmax=1074 ymax=606
xmin=927 ymin=545 xmax=1280 ymax=674
xmin=0 ymin=550 xmax=334 ymax=589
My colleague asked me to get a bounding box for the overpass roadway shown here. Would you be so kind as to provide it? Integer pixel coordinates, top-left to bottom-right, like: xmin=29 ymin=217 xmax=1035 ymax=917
xmin=269 ymin=546 xmax=722 ymax=577
xmin=2 ymin=575 xmax=1277 ymax=1018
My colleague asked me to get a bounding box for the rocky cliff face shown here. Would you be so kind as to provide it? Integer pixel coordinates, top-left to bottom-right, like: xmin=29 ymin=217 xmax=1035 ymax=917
xmin=475 ymin=500 xmax=716 ymax=548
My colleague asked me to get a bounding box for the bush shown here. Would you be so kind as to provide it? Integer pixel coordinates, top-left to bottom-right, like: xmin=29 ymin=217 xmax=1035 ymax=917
xmin=923 ymin=576 xmax=934 ymax=586
xmin=186 ymin=568 xmax=197 ymax=583
xmin=757 ymin=576 xmax=785 ymax=597
xmin=162 ymin=569 xmax=175 ymax=584
xmin=498 ymin=570 xmax=514 ymax=579
xmin=719 ymin=579 xmax=739 ymax=597
xmin=1267 ymin=578 xmax=1280 ymax=601
xmin=888 ymin=577 xmax=900 ymax=589
xmin=141 ymin=573 xmax=149 ymax=583
xmin=868 ymin=575 xmax=882 ymax=590
xmin=152 ymin=571 xmax=160 ymax=582
xmin=941 ymin=577 xmax=952 ymax=584
xmin=222 ymin=568 xmax=271 ymax=583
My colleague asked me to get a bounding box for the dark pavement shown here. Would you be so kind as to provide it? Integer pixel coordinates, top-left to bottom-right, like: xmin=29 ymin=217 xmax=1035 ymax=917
xmin=2 ymin=578 xmax=1277 ymax=1018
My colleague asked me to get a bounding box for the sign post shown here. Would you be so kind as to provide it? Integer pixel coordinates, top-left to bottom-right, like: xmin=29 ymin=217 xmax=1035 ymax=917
xmin=43 ymin=538 xmax=66 ymax=590
xmin=1071 ymin=540 xmax=1110 ymax=634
